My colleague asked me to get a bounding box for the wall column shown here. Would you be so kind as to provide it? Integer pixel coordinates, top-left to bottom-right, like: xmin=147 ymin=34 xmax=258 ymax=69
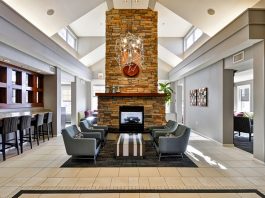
xmin=253 ymin=41 xmax=265 ymax=162
xmin=176 ymin=84 xmax=183 ymax=123
xmin=43 ymin=67 xmax=61 ymax=136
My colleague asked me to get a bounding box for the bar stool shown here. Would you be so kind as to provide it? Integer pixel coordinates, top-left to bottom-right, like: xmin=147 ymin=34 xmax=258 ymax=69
xmin=32 ymin=114 xmax=44 ymax=145
xmin=43 ymin=112 xmax=53 ymax=139
xmin=0 ymin=117 xmax=20 ymax=161
xmin=19 ymin=115 xmax=33 ymax=153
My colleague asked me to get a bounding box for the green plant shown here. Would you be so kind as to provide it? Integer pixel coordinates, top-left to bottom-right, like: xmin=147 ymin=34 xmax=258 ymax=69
xmin=159 ymin=82 xmax=173 ymax=104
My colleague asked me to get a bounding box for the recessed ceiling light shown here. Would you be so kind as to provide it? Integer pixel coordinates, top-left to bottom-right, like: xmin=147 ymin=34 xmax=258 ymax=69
xmin=207 ymin=8 xmax=215 ymax=15
xmin=47 ymin=9 xmax=55 ymax=16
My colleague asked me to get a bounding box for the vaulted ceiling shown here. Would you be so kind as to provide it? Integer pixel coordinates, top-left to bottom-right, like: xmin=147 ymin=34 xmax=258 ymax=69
xmin=3 ymin=0 xmax=261 ymax=79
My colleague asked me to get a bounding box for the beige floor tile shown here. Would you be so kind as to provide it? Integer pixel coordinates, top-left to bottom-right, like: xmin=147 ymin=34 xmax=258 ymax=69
xmin=160 ymin=193 xmax=200 ymax=198
xmin=4 ymin=177 xmax=29 ymax=187
xmin=39 ymin=194 xmax=80 ymax=198
xmin=197 ymin=177 xmax=220 ymax=187
xmin=55 ymin=168 xmax=81 ymax=177
xmin=93 ymin=177 xmax=112 ymax=187
xmin=0 ymin=186 xmax=18 ymax=198
xmin=140 ymin=193 xmax=160 ymax=198
xmin=235 ymin=168 xmax=261 ymax=177
xmin=98 ymin=168 xmax=119 ymax=177
xmin=178 ymin=168 xmax=202 ymax=177
xmin=22 ymin=177 xmax=46 ymax=187
xmin=19 ymin=194 xmax=40 ymax=198
xmin=111 ymin=177 xmax=129 ymax=186
xmin=120 ymin=193 xmax=140 ymax=198
xmin=119 ymin=168 xmax=139 ymax=177
xmin=181 ymin=177 xmax=201 ymax=187
xmin=40 ymin=178 xmax=63 ymax=187
xmin=129 ymin=177 xmax=139 ymax=186
xmin=15 ymin=168 xmax=41 ymax=178
xmin=35 ymin=168 xmax=61 ymax=177
xmin=139 ymin=177 xmax=150 ymax=187
xmin=197 ymin=168 xmax=223 ymax=177
xmin=158 ymin=168 xmax=180 ymax=177
xmin=247 ymin=177 xmax=265 ymax=186
xmin=148 ymin=177 xmax=166 ymax=187
xmin=164 ymin=177 xmax=185 ymax=187
xmin=216 ymin=168 xmax=243 ymax=177
xmin=77 ymin=168 xmax=100 ymax=177
xmin=237 ymin=193 xmax=261 ymax=198
xmin=199 ymin=193 xmax=240 ymax=198
xmin=139 ymin=168 xmax=160 ymax=177
xmin=75 ymin=178 xmax=95 ymax=187
xmin=57 ymin=178 xmax=79 ymax=187
xmin=80 ymin=193 xmax=119 ymax=198
xmin=0 ymin=168 xmax=23 ymax=177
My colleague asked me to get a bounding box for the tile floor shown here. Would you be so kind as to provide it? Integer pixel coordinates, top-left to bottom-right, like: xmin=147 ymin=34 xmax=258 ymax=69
xmin=0 ymin=132 xmax=264 ymax=197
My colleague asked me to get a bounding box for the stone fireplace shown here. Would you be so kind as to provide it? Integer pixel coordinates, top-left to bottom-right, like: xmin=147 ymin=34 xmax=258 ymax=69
xmin=97 ymin=9 xmax=166 ymax=130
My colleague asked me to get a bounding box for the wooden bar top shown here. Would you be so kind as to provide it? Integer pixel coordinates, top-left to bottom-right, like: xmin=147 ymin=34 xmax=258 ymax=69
xmin=96 ymin=93 xmax=166 ymax=97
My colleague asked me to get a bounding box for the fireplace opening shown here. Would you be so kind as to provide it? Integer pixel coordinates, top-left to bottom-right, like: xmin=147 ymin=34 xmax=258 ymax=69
xmin=119 ymin=106 xmax=144 ymax=132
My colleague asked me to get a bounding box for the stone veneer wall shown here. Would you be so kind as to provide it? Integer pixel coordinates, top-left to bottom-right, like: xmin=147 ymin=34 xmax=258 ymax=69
xmin=106 ymin=9 xmax=158 ymax=93
xmin=98 ymin=96 xmax=165 ymax=128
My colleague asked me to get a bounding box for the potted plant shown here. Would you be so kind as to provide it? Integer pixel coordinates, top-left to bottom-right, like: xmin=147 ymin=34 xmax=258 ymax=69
xmin=159 ymin=82 xmax=173 ymax=104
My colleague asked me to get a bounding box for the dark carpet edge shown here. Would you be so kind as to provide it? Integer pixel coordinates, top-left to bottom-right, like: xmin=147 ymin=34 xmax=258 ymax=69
xmin=12 ymin=189 xmax=265 ymax=198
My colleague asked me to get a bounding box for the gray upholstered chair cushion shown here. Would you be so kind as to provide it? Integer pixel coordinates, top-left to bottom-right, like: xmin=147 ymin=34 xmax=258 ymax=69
xmin=85 ymin=119 xmax=108 ymax=133
xmin=61 ymin=125 xmax=101 ymax=158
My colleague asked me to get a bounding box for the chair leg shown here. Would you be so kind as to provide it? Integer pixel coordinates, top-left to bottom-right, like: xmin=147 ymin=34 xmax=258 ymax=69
xmin=50 ymin=123 xmax=53 ymax=137
xmin=20 ymin=129 xmax=24 ymax=154
xmin=41 ymin=126 xmax=45 ymax=142
xmin=2 ymin=134 xmax=6 ymax=161
xmin=47 ymin=124 xmax=50 ymax=141
xmin=35 ymin=127 xmax=39 ymax=146
xmin=249 ymin=133 xmax=251 ymax=142
xmin=159 ymin=153 xmax=161 ymax=161
xmin=29 ymin=128 xmax=33 ymax=149
xmin=238 ymin=132 xmax=241 ymax=136
xmin=15 ymin=130 xmax=19 ymax=155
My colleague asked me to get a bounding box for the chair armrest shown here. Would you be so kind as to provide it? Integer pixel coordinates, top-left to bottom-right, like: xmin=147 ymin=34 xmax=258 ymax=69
xmin=158 ymin=136 xmax=188 ymax=154
xmin=67 ymin=138 xmax=97 ymax=156
xmin=153 ymin=131 xmax=169 ymax=138
xmin=93 ymin=125 xmax=108 ymax=131
xmin=82 ymin=132 xmax=102 ymax=140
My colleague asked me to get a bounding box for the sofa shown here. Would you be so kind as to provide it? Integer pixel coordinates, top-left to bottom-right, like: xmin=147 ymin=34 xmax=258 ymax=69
xmin=234 ymin=116 xmax=253 ymax=141
xmin=61 ymin=125 xmax=101 ymax=162
xmin=154 ymin=124 xmax=191 ymax=161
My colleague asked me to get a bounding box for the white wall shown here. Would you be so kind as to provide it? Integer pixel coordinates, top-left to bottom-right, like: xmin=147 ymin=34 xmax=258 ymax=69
xmin=184 ymin=61 xmax=234 ymax=144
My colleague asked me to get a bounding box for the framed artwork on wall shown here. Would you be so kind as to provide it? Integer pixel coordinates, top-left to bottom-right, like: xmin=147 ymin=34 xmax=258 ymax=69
xmin=190 ymin=89 xmax=197 ymax=106
xmin=197 ymin=87 xmax=208 ymax=106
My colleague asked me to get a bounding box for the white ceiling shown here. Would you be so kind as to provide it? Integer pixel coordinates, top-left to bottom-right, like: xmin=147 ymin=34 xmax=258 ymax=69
xmin=70 ymin=2 xmax=107 ymax=37
xmin=2 ymin=0 xmax=262 ymax=78
xmin=158 ymin=44 xmax=182 ymax=67
xmin=158 ymin=0 xmax=260 ymax=37
xmin=155 ymin=2 xmax=192 ymax=37
xmin=2 ymin=0 xmax=105 ymax=36
xmin=113 ymin=0 xmax=149 ymax=9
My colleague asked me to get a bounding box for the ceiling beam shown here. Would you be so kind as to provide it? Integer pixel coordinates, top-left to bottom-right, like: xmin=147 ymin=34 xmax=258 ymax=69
xmin=148 ymin=0 xmax=157 ymax=10
xmin=106 ymin=0 xmax=114 ymax=10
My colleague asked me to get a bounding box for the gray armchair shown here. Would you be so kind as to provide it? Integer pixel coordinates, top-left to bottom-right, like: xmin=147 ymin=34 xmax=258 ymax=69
xmin=154 ymin=124 xmax=191 ymax=161
xmin=80 ymin=120 xmax=106 ymax=142
xmin=152 ymin=121 xmax=178 ymax=139
xmin=83 ymin=119 xmax=108 ymax=133
xmin=61 ymin=125 xmax=101 ymax=162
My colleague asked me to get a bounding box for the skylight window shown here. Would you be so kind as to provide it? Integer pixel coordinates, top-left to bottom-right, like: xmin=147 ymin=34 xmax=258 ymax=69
xmin=58 ymin=28 xmax=77 ymax=50
xmin=184 ymin=27 xmax=203 ymax=51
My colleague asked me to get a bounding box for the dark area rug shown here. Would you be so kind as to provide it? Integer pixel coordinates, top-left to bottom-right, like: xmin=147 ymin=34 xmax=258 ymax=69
xmin=234 ymin=134 xmax=253 ymax=154
xmin=61 ymin=140 xmax=197 ymax=168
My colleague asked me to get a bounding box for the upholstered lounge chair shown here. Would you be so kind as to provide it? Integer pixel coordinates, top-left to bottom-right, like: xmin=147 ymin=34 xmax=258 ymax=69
xmin=234 ymin=116 xmax=253 ymax=141
xmin=154 ymin=124 xmax=191 ymax=161
xmin=79 ymin=120 xmax=106 ymax=142
xmin=151 ymin=121 xmax=178 ymax=139
xmin=61 ymin=125 xmax=101 ymax=162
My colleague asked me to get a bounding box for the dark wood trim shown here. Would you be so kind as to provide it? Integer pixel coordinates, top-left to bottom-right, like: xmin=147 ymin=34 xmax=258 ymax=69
xmin=96 ymin=93 xmax=166 ymax=97
xmin=12 ymin=189 xmax=265 ymax=198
